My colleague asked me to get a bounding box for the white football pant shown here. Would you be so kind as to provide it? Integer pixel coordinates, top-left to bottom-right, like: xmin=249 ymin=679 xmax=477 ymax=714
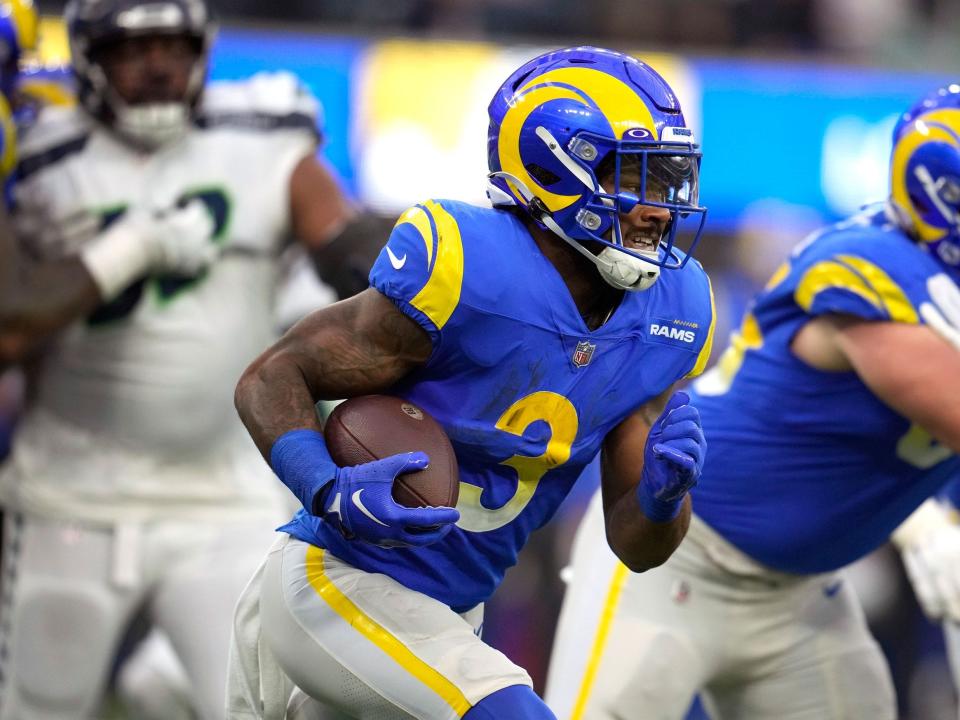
xmin=545 ymin=492 xmax=896 ymax=720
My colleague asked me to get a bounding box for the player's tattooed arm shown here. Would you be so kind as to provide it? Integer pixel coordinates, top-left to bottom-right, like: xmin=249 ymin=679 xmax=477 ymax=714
xmin=0 ymin=210 xmax=100 ymax=367
xmin=599 ymin=388 xmax=693 ymax=572
xmin=236 ymin=288 xmax=432 ymax=459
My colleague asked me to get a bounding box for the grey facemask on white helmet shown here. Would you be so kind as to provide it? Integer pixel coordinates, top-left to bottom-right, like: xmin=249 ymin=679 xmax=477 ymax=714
xmin=66 ymin=0 xmax=215 ymax=150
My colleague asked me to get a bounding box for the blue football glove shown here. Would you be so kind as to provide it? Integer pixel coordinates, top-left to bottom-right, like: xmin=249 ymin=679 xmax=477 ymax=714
xmin=270 ymin=428 xmax=460 ymax=548
xmin=636 ymin=391 xmax=706 ymax=523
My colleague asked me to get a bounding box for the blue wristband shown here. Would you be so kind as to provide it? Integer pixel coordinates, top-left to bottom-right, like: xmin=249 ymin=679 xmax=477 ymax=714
xmin=269 ymin=428 xmax=338 ymax=514
xmin=636 ymin=480 xmax=684 ymax=523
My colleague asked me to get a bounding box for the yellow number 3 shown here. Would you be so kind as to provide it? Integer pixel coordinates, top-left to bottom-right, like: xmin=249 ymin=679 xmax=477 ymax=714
xmin=455 ymin=391 xmax=579 ymax=532
xmin=896 ymin=423 xmax=952 ymax=469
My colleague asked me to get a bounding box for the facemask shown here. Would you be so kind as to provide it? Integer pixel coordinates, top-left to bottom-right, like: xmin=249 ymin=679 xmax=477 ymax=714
xmin=114 ymin=101 xmax=190 ymax=149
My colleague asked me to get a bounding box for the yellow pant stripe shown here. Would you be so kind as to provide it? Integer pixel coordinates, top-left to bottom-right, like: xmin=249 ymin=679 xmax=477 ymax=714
xmin=304 ymin=545 xmax=472 ymax=717
xmin=570 ymin=562 xmax=630 ymax=720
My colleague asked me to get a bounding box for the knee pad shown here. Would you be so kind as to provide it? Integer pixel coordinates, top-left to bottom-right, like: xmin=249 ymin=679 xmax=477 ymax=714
xmin=8 ymin=583 xmax=118 ymax=712
xmin=464 ymin=685 xmax=556 ymax=720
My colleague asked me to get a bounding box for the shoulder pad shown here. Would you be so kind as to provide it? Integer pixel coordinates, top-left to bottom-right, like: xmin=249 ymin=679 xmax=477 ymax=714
xmin=17 ymin=104 xmax=88 ymax=155
xmin=370 ymin=199 xmax=469 ymax=340
xmin=15 ymin=105 xmax=90 ymax=182
xmin=199 ymin=72 xmax=322 ymax=133
xmin=789 ymin=220 xmax=933 ymax=324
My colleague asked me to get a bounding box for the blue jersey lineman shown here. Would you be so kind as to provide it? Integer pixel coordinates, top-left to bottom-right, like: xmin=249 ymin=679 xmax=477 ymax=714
xmin=546 ymin=87 xmax=960 ymax=720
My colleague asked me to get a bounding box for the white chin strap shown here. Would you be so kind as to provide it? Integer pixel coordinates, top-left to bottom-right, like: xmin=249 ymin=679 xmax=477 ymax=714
xmin=488 ymin=169 xmax=661 ymax=292
xmin=114 ymin=102 xmax=190 ymax=149
xmin=595 ymin=245 xmax=661 ymax=291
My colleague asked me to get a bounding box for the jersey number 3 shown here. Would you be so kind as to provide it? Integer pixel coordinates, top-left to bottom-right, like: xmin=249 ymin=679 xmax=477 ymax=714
xmin=455 ymin=391 xmax=578 ymax=532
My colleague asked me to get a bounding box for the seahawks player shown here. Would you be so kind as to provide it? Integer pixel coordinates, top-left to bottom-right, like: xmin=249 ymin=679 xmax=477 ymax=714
xmin=545 ymin=87 xmax=960 ymax=720
xmin=228 ymin=46 xmax=714 ymax=720
xmin=0 ymin=0 xmax=362 ymax=717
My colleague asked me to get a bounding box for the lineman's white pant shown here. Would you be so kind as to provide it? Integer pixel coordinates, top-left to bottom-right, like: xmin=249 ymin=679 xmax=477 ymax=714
xmin=545 ymin=492 xmax=896 ymax=720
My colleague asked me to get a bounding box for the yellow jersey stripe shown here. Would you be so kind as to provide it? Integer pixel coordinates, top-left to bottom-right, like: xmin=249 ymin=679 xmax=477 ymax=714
xmin=836 ymin=255 xmax=918 ymax=323
xmin=716 ymin=311 xmax=763 ymax=384
xmin=570 ymin=562 xmax=630 ymax=720
xmin=409 ymin=200 xmax=464 ymax=330
xmin=795 ymin=260 xmax=883 ymax=314
xmin=10 ymin=0 xmax=37 ymax=54
xmin=304 ymin=545 xmax=472 ymax=717
xmin=686 ymin=273 xmax=716 ymax=378
xmin=0 ymin=93 xmax=16 ymax=180
xmin=395 ymin=205 xmax=435 ymax=268
xmin=764 ymin=262 xmax=790 ymax=291
xmin=18 ymin=78 xmax=75 ymax=109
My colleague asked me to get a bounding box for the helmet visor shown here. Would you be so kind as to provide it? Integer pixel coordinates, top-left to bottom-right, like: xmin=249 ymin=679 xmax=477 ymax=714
xmin=615 ymin=151 xmax=699 ymax=208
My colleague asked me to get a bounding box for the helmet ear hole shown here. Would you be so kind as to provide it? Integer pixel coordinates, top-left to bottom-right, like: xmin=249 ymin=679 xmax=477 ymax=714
xmin=525 ymin=163 xmax=561 ymax=187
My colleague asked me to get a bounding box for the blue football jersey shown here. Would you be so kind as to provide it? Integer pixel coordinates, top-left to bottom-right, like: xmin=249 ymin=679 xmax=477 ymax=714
xmin=283 ymin=199 xmax=715 ymax=611
xmin=690 ymin=205 xmax=960 ymax=574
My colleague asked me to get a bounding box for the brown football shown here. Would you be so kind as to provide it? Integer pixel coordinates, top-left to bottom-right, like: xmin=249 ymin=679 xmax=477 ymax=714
xmin=324 ymin=395 xmax=459 ymax=509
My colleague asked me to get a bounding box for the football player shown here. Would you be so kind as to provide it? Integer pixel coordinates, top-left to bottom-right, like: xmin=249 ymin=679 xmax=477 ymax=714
xmin=228 ymin=46 xmax=715 ymax=719
xmin=545 ymin=85 xmax=960 ymax=720
xmin=0 ymin=0 xmax=93 ymax=351
xmin=0 ymin=0 xmax=365 ymax=718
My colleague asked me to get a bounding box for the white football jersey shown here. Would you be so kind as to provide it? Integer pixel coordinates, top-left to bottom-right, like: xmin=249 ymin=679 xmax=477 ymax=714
xmin=0 ymin=72 xmax=320 ymax=523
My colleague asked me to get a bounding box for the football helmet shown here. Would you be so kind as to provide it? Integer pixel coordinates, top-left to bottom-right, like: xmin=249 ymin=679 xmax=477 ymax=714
xmin=487 ymin=46 xmax=706 ymax=291
xmin=889 ymin=84 xmax=960 ymax=281
xmin=0 ymin=0 xmax=38 ymax=99
xmin=65 ymin=0 xmax=214 ymax=148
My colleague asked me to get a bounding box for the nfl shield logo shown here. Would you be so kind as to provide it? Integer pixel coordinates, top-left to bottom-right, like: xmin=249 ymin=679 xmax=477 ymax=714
xmin=572 ymin=340 xmax=596 ymax=368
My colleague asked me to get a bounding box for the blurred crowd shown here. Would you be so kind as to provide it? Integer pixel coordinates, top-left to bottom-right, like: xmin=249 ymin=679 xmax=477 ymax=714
xmin=32 ymin=0 xmax=960 ymax=70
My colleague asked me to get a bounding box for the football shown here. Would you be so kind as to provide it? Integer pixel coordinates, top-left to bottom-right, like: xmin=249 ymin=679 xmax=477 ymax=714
xmin=324 ymin=395 xmax=460 ymax=509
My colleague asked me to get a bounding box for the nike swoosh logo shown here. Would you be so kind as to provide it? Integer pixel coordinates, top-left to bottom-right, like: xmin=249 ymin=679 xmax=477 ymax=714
xmin=386 ymin=246 xmax=407 ymax=270
xmin=823 ymin=580 xmax=843 ymax=598
xmin=352 ymin=489 xmax=388 ymax=526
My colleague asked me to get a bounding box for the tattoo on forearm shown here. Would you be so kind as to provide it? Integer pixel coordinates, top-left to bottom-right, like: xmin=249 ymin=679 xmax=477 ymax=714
xmin=237 ymin=290 xmax=431 ymax=458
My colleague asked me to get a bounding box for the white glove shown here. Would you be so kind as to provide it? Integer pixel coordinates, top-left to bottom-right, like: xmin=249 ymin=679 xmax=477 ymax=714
xmin=893 ymin=499 xmax=960 ymax=622
xmin=920 ymin=273 xmax=960 ymax=351
xmin=80 ymin=199 xmax=217 ymax=301
xmin=149 ymin=200 xmax=219 ymax=275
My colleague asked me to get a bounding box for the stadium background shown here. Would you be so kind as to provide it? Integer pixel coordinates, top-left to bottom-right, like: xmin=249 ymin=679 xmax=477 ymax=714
xmin=10 ymin=1 xmax=960 ymax=717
